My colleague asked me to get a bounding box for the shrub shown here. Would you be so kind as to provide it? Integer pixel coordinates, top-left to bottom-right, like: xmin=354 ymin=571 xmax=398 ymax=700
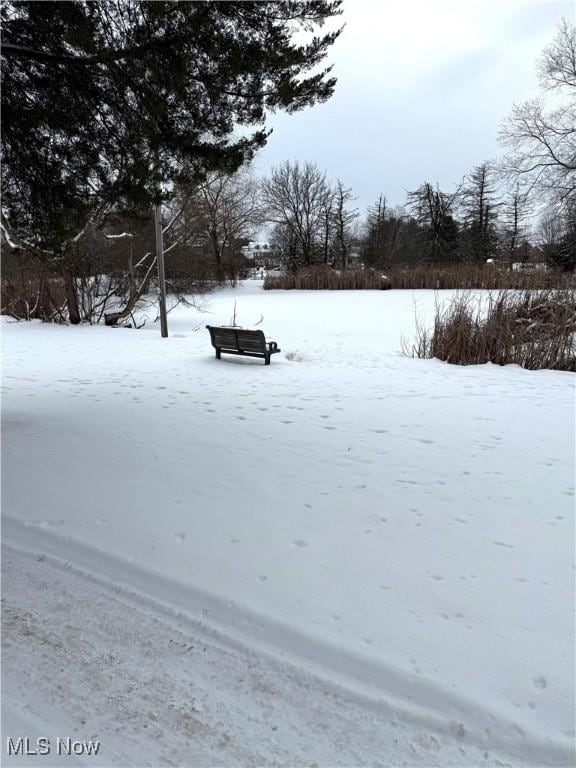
xmin=1 ymin=270 xmax=68 ymax=322
xmin=404 ymin=288 xmax=576 ymax=371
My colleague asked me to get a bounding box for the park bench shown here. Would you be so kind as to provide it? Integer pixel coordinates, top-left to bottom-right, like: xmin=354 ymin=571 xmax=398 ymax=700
xmin=206 ymin=325 xmax=281 ymax=365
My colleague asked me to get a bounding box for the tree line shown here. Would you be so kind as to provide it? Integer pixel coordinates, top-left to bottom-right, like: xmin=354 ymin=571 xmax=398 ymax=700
xmin=262 ymin=18 xmax=576 ymax=274
xmin=1 ymin=5 xmax=574 ymax=324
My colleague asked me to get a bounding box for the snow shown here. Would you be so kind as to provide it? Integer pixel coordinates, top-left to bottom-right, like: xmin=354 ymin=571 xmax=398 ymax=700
xmin=2 ymin=282 xmax=575 ymax=767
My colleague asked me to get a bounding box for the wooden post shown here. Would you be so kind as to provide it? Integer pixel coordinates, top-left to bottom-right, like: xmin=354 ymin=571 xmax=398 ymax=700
xmin=154 ymin=203 xmax=168 ymax=338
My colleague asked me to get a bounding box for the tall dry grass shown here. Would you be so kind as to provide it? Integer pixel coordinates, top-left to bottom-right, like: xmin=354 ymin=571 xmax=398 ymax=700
xmin=264 ymin=264 xmax=572 ymax=291
xmin=264 ymin=266 xmax=391 ymax=290
xmin=403 ymin=288 xmax=576 ymax=371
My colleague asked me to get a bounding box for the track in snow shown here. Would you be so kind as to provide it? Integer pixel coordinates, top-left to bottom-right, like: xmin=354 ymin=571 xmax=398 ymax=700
xmin=2 ymin=541 xmax=515 ymax=768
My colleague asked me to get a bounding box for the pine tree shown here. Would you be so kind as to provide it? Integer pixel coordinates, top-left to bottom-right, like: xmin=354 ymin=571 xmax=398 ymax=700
xmin=460 ymin=163 xmax=500 ymax=262
xmin=361 ymin=195 xmax=387 ymax=265
xmin=406 ymin=183 xmax=460 ymax=262
xmin=1 ymin=1 xmax=342 ymax=250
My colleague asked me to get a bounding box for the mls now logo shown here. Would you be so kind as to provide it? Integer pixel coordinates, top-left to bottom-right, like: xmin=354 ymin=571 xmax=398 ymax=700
xmin=7 ymin=737 xmax=101 ymax=756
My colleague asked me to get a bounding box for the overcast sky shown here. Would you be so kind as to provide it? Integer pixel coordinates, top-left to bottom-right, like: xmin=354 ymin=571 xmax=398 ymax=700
xmin=253 ymin=0 xmax=573 ymax=217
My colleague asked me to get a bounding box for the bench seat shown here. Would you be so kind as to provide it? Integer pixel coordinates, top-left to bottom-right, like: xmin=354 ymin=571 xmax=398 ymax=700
xmin=206 ymin=326 xmax=281 ymax=365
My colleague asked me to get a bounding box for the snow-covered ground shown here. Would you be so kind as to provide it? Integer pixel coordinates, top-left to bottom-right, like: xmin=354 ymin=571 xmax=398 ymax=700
xmin=2 ymin=282 xmax=574 ymax=767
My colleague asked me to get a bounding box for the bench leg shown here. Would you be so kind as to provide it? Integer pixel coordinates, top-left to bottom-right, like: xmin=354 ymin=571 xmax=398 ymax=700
xmin=265 ymin=354 xmax=270 ymax=365
xmin=216 ymin=349 xmax=221 ymax=359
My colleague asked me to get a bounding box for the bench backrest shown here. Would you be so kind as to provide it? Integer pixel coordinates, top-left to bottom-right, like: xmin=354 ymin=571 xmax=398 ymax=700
xmin=207 ymin=326 xmax=266 ymax=354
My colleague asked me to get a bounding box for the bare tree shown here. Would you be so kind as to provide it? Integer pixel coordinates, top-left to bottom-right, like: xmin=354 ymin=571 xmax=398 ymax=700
xmin=319 ymin=187 xmax=335 ymax=265
xmin=499 ymin=19 xmax=576 ymax=213
xmin=173 ymin=170 xmax=264 ymax=284
xmin=332 ymin=180 xmax=359 ymax=268
xmin=269 ymin=222 xmax=299 ymax=271
xmin=261 ymin=161 xmax=331 ymax=268
xmin=499 ymin=184 xmax=532 ymax=266
xmin=538 ymin=205 xmax=576 ymax=271
xmin=538 ymin=18 xmax=576 ymax=92
xmin=539 ymin=211 xmax=564 ymax=255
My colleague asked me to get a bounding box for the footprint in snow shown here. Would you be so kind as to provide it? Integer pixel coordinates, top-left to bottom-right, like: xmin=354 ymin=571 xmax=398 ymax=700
xmin=174 ymin=532 xmax=186 ymax=543
xmin=27 ymin=519 xmax=65 ymax=528
xmin=292 ymin=540 xmax=308 ymax=548
xmin=532 ymin=676 xmax=547 ymax=690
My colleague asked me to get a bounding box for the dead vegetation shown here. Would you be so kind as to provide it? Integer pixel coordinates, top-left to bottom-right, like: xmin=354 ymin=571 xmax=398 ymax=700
xmin=263 ymin=264 xmax=572 ymax=291
xmin=404 ymin=288 xmax=576 ymax=371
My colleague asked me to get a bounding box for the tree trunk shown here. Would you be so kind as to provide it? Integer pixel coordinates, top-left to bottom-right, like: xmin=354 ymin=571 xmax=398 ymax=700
xmin=215 ymin=255 xmax=225 ymax=284
xmin=105 ymin=249 xmax=156 ymax=326
xmin=62 ymin=268 xmax=81 ymax=324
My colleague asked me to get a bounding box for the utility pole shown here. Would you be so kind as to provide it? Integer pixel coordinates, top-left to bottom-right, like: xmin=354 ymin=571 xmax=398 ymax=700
xmin=154 ymin=203 xmax=168 ymax=338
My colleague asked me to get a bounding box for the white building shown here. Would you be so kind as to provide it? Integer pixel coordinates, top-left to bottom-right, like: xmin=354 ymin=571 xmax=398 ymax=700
xmin=241 ymin=242 xmax=278 ymax=267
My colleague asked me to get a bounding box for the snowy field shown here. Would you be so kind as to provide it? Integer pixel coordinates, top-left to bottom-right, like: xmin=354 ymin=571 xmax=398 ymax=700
xmin=2 ymin=282 xmax=574 ymax=767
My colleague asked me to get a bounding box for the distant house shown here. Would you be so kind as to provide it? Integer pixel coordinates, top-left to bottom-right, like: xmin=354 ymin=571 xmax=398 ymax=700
xmin=241 ymin=242 xmax=279 ymax=268
xmin=348 ymin=249 xmax=362 ymax=267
